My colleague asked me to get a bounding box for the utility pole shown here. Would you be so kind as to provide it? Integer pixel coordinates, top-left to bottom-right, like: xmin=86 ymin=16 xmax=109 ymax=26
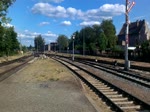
xmin=72 ymin=35 xmax=75 ymax=61
xmin=124 ymin=0 xmax=135 ymax=70
xmin=83 ymin=29 xmax=85 ymax=56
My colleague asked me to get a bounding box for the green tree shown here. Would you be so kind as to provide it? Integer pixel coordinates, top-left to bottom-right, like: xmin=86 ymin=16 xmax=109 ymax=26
xmin=101 ymin=20 xmax=117 ymax=48
xmin=0 ymin=26 xmax=19 ymax=56
xmin=22 ymin=45 xmax=28 ymax=53
xmin=0 ymin=25 xmax=5 ymax=55
xmin=67 ymin=20 xmax=117 ymax=55
xmin=99 ymin=32 xmax=107 ymax=51
xmin=6 ymin=27 xmax=19 ymax=51
xmin=0 ymin=0 xmax=16 ymax=17
xmin=57 ymin=35 xmax=68 ymax=52
xmin=141 ymin=40 xmax=150 ymax=59
xmin=0 ymin=0 xmax=16 ymax=23
xmin=82 ymin=26 xmax=95 ymax=54
xmin=0 ymin=0 xmax=18 ymax=56
xmin=34 ymin=35 xmax=45 ymax=52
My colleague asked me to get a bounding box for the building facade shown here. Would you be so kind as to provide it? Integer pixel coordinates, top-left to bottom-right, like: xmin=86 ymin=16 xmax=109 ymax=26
xmin=118 ymin=20 xmax=150 ymax=47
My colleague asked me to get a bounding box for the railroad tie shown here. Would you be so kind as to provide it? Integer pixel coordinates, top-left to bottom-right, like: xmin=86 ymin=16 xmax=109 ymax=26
xmin=94 ymin=85 xmax=108 ymax=88
xmin=110 ymin=98 xmax=128 ymax=101
xmin=100 ymin=89 xmax=114 ymax=92
xmin=103 ymin=91 xmax=118 ymax=95
xmin=120 ymin=105 xmax=141 ymax=110
xmin=97 ymin=87 xmax=111 ymax=89
xmin=92 ymin=83 xmax=106 ymax=85
xmin=107 ymin=94 xmax=122 ymax=98
xmin=115 ymin=101 xmax=133 ymax=105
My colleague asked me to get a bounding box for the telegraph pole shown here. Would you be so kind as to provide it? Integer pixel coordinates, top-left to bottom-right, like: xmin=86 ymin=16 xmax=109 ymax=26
xmin=124 ymin=0 xmax=135 ymax=70
xmin=72 ymin=35 xmax=75 ymax=61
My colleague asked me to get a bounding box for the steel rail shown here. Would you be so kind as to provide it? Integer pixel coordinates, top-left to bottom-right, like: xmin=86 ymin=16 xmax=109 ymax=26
xmin=77 ymin=60 xmax=150 ymax=88
xmin=53 ymin=57 xmax=150 ymax=112
xmin=0 ymin=56 xmax=34 ymax=82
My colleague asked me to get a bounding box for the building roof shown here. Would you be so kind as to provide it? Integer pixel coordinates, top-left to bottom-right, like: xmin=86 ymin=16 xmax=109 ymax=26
xmin=118 ymin=20 xmax=145 ymax=36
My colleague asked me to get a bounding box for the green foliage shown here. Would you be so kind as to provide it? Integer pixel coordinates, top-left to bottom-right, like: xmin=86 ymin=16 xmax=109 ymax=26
xmin=99 ymin=32 xmax=108 ymax=51
xmin=141 ymin=40 xmax=150 ymax=58
xmin=22 ymin=45 xmax=28 ymax=53
xmin=101 ymin=20 xmax=117 ymax=48
xmin=0 ymin=0 xmax=15 ymax=23
xmin=112 ymin=45 xmax=124 ymax=53
xmin=56 ymin=20 xmax=117 ymax=55
xmin=34 ymin=35 xmax=45 ymax=52
xmin=57 ymin=35 xmax=68 ymax=52
xmin=68 ymin=20 xmax=117 ymax=55
xmin=0 ymin=0 xmax=18 ymax=56
xmin=0 ymin=26 xmax=19 ymax=56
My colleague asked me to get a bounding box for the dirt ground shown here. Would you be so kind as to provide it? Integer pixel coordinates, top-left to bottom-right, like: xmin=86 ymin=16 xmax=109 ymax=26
xmin=0 ymin=57 xmax=98 ymax=112
xmin=0 ymin=53 xmax=30 ymax=63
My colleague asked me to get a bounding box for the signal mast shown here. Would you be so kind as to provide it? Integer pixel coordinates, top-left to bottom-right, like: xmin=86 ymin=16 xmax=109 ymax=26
xmin=124 ymin=0 xmax=135 ymax=70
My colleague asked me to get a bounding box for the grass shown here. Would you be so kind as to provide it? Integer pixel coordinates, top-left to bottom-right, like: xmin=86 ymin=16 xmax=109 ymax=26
xmin=16 ymin=58 xmax=73 ymax=83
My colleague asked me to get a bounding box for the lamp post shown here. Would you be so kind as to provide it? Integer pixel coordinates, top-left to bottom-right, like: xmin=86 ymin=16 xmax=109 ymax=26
xmin=82 ymin=29 xmax=85 ymax=56
xmin=36 ymin=41 xmax=38 ymax=53
xmin=124 ymin=0 xmax=135 ymax=70
xmin=44 ymin=42 xmax=45 ymax=54
xmin=72 ymin=35 xmax=75 ymax=61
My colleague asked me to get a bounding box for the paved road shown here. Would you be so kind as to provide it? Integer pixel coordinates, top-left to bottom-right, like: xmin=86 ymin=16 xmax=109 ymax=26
xmin=0 ymin=77 xmax=97 ymax=112
xmin=0 ymin=63 xmax=97 ymax=112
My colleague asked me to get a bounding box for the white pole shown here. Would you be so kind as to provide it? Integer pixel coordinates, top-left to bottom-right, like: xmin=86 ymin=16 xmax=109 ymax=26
xmin=72 ymin=35 xmax=75 ymax=61
xmin=125 ymin=0 xmax=129 ymax=70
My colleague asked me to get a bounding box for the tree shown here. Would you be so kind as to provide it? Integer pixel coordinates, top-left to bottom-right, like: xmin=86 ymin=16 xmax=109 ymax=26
xmin=34 ymin=35 xmax=45 ymax=52
xmin=0 ymin=0 xmax=18 ymax=56
xmin=99 ymin=32 xmax=107 ymax=51
xmin=67 ymin=20 xmax=117 ymax=55
xmin=57 ymin=35 xmax=68 ymax=52
xmin=22 ymin=45 xmax=28 ymax=53
xmin=141 ymin=40 xmax=150 ymax=59
xmin=0 ymin=25 xmax=5 ymax=55
xmin=6 ymin=27 xmax=19 ymax=51
xmin=0 ymin=1 xmax=15 ymax=14
xmin=0 ymin=26 xmax=19 ymax=56
xmin=0 ymin=0 xmax=16 ymax=23
xmin=101 ymin=20 xmax=117 ymax=48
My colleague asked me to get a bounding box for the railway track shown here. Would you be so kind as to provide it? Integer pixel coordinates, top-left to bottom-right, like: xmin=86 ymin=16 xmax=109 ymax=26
xmin=75 ymin=60 xmax=150 ymax=89
xmin=0 ymin=55 xmax=34 ymax=82
xmin=53 ymin=57 xmax=150 ymax=112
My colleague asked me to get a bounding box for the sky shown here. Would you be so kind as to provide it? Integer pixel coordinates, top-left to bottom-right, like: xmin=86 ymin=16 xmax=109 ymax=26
xmin=7 ymin=0 xmax=150 ymax=46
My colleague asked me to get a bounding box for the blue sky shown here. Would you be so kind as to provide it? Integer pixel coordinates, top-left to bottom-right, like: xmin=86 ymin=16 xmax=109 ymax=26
xmin=7 ymin=0 xmax=150 ymax=46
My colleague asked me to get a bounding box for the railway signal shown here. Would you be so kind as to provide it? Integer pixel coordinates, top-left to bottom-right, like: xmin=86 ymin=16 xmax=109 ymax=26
xmin=124 ymin=0 xmax=135 ymax=70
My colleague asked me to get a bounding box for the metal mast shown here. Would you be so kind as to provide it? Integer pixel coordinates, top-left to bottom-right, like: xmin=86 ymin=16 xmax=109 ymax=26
xmin=124 ymin=0 xmax=135 ymax=70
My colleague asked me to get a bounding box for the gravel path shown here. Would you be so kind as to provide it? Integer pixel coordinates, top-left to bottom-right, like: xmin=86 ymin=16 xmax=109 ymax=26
xmin=78 ymin=62 xmax=150 ymax=104
xmin=0 ymin=58 xmax=97 ymax=112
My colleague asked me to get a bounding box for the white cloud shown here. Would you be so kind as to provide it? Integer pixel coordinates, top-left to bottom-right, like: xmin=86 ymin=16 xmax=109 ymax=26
xmin=43 ymin=31 xmax=58 ymax=37
xmin=133 ymin=16 xmax=145 ymax=20
xmin=18 ymin=30 xmax=58 ymax=41
xmin=17 ymin=30 xmax=58 ymax=45
xmin=2 ymin=23 xmax=14 ymax=27
xmin=100 ymin=4 xmax=125 ymax=14
xmin=18 ymin=31 xmax=41 ymax=39
xmin=61 ymin=21 xmax=72 ymax=26
xmin=31 ymin=3 xmax=125 ymax=21
xmin=39 ymin=0 xmax=64 ymax=3
xmin=39 ymin=21 xmax=50 ymax=26
xmin=147 ymin=21 xmax=150 ymax=28
xmin=80 ymin=21 xmax=101 ymax=26
xmin=32 ymin=3 xmax=68 ymax=18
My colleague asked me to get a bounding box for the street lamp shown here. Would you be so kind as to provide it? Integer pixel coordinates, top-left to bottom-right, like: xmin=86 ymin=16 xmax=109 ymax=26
xmin=72 ymin=35 xmax=75 ymax=61
xmin=36 ymin=41 xmax=38 ymax=53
